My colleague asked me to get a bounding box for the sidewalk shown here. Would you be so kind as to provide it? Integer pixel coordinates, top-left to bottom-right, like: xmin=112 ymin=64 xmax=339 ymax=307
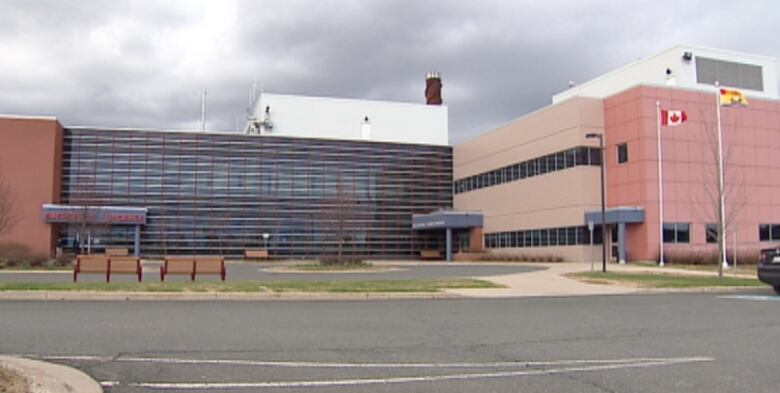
xmin=0 ymin=356 xmax=102 ymax=393
xmin=445 ymin=263 xmax=639 ymax=298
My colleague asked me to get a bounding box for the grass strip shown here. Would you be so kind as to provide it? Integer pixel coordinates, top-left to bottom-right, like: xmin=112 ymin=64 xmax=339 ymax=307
xmin=0 ymin=279 xmax=501 ymax=293
xmin=633 ymin=262 xmax=758 ymax=275
xmin=263 ymin=279 xmax=500 ymax=293
xmin=569 ymin=271 xmax=762 ymax=288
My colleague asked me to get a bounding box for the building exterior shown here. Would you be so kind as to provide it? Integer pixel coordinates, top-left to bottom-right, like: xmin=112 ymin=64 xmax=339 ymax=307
xmin=0 ymin=74 xmax=453 ymax=258
xmin=455 ymin=45 xmax=780 ymax=263
xmin=2 ymin=47 xmax=780 ymax=263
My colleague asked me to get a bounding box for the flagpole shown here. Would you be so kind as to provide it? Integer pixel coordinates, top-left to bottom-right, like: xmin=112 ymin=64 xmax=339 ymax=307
xmin=656 ymin=100 xmax=664 ymax=267
xmin=715 ymin=81 xmax=728 ymax=270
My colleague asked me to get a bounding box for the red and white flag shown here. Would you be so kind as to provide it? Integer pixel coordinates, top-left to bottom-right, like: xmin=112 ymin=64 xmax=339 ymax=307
xmin=661 ymin=110 xmax=687 ymax=126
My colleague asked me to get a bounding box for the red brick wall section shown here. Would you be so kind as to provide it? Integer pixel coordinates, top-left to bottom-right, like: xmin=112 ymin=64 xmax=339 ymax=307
xmin=0 ymin=117 xmax=63 ymax=258
xmin=604 ymin=86 xmax=780 ymax=261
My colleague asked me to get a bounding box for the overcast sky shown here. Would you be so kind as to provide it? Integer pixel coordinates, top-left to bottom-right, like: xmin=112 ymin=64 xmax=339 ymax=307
xmin=1 ymin=0 xmax=779 ymax=143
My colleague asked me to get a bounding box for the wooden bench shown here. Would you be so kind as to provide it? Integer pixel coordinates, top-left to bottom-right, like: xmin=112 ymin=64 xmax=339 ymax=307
xmin=160 ymin=257 xmax=226 ymax=281
xmin=105 ymin=248 xmax=129 ymax=256
xmin=420 ymin=250 xmax=442 ymax=260
xmin=73 ymin=255 xmax=142 ymax=282
xmin=244 ymin=249 xmax=269 ymax=260
xmin=195 ymin=257 xmax=226 ymax=281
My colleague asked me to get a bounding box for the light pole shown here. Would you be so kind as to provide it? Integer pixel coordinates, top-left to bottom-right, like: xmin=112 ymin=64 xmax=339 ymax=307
xmin=262 ymin=233 xmax=270 ymax=249
xmin=586 ymin=133 xmax=607 ymax=273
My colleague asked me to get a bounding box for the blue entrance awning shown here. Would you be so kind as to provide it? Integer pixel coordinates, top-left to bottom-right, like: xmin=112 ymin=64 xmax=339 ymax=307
xmin=412 ymin=210 xmax=483 ymax=230
xmin=584 ymin=207 xmax=644 ymax=226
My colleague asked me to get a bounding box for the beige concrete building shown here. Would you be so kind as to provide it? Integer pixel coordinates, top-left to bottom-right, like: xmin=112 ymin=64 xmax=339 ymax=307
xmin=454 ymin=98 xmax=605 ymax=261
xmin=454 ymin=45 xmax=780 ymax=264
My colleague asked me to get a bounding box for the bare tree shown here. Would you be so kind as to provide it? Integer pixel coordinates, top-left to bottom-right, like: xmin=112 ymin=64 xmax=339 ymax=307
xmin=69 ymin=174 xmax=105 ymax=254
xmin=0 ymin=168 xmax=18 ymax=237
xmin=691 ymin=108 xmax=751 ymax=278
xmin=319 ymin=174 xmax=361 ymax=264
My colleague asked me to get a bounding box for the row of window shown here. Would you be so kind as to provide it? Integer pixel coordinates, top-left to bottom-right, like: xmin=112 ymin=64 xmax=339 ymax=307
xmin=665 ymin=223 xmax=780 ymax=244
xmin=485 ymin=225 xmax=604 ymax=249
xmin=453 ymin=146 xmax=602 ymax=195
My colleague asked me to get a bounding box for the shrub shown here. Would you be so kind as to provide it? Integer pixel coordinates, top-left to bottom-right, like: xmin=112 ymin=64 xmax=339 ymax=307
xmin=0 ymin=242 xmax=32 ymax=263
xmin=318 ymin=255 xmax=367 ymax=266
xmin=466 ymin=252 xmax=564 ymax=263
xmin=664 ymin=249 xmax=759 ymax=265
xmin=0 ymin=242 xmax=72 ymax=269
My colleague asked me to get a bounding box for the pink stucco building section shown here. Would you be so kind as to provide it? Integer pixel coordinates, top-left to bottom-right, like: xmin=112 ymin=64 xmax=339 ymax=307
xmin=605 ymin=85 xmax=780 ymax=261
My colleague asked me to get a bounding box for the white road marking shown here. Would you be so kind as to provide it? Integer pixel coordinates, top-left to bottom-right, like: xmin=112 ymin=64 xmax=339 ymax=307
xmin=95 ymin=357 xmax=713 ymax=389
xmin=25 ymin=354 xmax=704 ymax=369
xmin=719 ymin=294 xmax=780 ymax=301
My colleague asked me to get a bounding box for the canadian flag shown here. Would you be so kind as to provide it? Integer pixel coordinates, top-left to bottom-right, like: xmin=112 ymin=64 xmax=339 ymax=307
xmin=661 ymin=110 xmax=687 ymax=126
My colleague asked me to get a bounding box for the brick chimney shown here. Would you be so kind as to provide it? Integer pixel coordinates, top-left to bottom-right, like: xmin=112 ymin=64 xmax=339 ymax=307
xmin=425 ymin=72 xmax=442 ymax=105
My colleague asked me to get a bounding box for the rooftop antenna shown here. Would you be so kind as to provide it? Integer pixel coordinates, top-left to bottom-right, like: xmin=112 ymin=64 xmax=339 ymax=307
xmin=200 ymin=85 xmax=207 ymax=132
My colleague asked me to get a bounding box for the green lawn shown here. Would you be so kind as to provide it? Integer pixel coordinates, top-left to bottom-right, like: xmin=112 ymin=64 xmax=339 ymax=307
xmin=570 ymin=271 xmax=762 ymax=288
xmin=0 ymin=278 xmax=501 ymax=293
xmin=634 ymin=261 xmax=758 ymax=276
xmin=263 ymin=279 xmax=500 ymax=293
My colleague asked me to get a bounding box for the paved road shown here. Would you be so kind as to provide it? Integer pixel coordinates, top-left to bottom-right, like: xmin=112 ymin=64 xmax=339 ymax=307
xmin=0 ymin=263 xmax=541 ymax=283
xmin=1 ymin=291 xmax=779 ymax=392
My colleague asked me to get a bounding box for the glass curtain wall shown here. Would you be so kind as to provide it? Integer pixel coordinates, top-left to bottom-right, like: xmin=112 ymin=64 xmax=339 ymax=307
xmin=59 ymin=129 xmax=452 ymax=258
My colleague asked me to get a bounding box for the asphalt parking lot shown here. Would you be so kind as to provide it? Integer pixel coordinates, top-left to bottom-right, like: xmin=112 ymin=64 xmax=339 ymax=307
xmin=2 ymin=292 xmax=778 ymax=392
xmin=0 ymin=262 xmax=541 ymax=283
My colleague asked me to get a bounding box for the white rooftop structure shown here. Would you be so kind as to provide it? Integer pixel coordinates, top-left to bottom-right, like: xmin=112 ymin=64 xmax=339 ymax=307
xmin=245 ymin=93 xmax=449 ymax=146
xmin=554 ymin=45 xmax=778 ymax=104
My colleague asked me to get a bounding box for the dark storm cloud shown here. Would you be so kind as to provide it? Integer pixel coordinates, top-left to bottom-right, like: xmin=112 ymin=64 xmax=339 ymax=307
xmin=0 ymin=0 xmax=778 ymax=142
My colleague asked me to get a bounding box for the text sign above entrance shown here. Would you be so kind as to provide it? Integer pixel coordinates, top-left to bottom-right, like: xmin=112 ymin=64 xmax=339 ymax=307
xmin=42 ymin=204 xmax=147 ymax=225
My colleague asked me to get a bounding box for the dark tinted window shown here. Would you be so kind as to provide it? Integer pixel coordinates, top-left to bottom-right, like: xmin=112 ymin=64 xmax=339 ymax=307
xmin=706 ymin=223 xmax=718 ymax=243
xmin=617 ymin=143 xmax=628 ymax=164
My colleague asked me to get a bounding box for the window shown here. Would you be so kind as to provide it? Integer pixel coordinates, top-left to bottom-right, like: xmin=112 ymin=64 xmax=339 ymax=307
xmin=696 ymin=57 xmax=763 ymax=92
xmin=706 ymin=223 xmax=718 ymax=243
xmin=588 ymin=147 xmax=601 ymax=166
xmin=527 ymin=160 xmax=537 ymax=177
xmin=760 ymin=224 xmax=770 ymax=241
xmin=540 ymin=229 xmax=549 ymax=247
xmin=555 ymin=152 xmax=565 ymax=171
xmin=759 ymin=224 xmax=780 ymax=241
xmin=663 ymin=222 xmax=691 ymax=244
xmin=538 ymin=157 xmax=548 ymax=175
xmin=617 ymin=143 xmax=628 ymax=164
xmin=565 ymin=149 xmax=575 ymax=168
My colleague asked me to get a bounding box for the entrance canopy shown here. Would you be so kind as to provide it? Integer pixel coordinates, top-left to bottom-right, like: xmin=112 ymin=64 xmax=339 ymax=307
xmin=584 ymin=206 xmax=644 ymax=226
xmin=42 ymin=204 xmax=147 ymax=225
xmin=42 ymin=204 xmax=147 ymax=256
xmin=584 ymin=206 xmax=644 ymax=264
xmin=412 ymin=210 xmax=483 ymax=230
xmin=412 ymin=210 xmax=483 ymax=262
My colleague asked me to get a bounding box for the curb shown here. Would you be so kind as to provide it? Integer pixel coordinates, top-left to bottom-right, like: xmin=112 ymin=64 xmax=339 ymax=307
xmin=0 ymin=290 xmax=462 ymax=301
xmin=0 ymin=356 xmax=102 ymax=393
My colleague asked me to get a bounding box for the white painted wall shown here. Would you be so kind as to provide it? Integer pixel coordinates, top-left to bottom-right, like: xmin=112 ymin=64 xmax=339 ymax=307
xmin=248 ymin=93 xmax=448 ymax=146
xmin=553 ymin=45 xmax=778 ymax=103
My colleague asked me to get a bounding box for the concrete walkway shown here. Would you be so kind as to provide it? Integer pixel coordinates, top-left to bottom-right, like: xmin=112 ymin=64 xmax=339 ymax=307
xmin=444 ymin=262 xmax=639 ymax=298
xmin=0 ymin=356 xmax=102 ymax=393
xmin=446 ymin=262 xmax=760 ymax=298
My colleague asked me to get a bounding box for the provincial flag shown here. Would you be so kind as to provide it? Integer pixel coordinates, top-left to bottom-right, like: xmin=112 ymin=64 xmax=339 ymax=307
xmin=720 ymin=88 xmax=748 ymax=106
xmin=661 ymin=110 xmax=687 ymax=126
